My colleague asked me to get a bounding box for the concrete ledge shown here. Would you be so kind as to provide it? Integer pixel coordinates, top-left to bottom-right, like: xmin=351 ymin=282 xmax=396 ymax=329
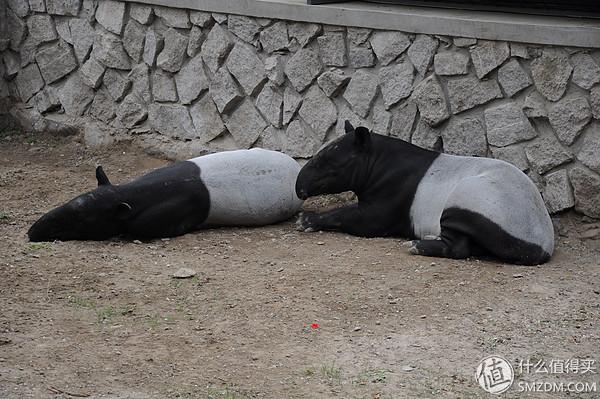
xmin=124 ymin=0 xmax=600 ymax=48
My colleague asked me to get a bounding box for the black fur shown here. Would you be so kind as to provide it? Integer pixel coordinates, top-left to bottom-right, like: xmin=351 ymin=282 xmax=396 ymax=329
xmin=28 ymin=161 xmax=209 ymax=242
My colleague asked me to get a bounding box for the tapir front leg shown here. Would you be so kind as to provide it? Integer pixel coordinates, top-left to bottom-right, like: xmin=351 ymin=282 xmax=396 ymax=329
xmin=297 ymin=204 xmax=388 ymax=237
xmin=126 ymin=196 xmax=209 ymax=239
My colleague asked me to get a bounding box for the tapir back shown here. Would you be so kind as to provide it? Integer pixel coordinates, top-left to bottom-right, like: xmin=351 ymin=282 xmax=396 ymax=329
xmin=191 ymin=149 xmax=303 ymax=226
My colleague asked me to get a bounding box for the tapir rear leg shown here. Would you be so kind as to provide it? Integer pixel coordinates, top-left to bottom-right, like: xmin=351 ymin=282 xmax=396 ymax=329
xmin=409 ymin=229 xmax=472 ymax=259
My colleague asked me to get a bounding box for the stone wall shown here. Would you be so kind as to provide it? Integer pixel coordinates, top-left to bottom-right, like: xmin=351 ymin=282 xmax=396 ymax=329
xmin=1 ymin=0 xmax=599 ymax=218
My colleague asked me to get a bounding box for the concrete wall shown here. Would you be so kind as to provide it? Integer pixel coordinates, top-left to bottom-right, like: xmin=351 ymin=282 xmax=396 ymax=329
xmin=1 ymin=0 xmax=599 ymax=218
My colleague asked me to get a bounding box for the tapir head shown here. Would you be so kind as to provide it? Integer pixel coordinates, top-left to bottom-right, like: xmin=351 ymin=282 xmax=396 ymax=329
xmin=27 ymin=167 xmax=132 ymax=242
xmin=296 ymin=120 xmax=371 ymax=200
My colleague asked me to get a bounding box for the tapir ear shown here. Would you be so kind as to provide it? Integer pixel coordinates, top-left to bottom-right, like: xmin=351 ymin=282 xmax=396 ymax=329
xmin=353 ymin=127 xmax=371 ymax=150
xmin=115 ymin=202 xmax=132 ymax=220
xmin=344 ymin=120 xmax=355 ymax=134
xmin=96 ymin=166 xmax=111 ymax=186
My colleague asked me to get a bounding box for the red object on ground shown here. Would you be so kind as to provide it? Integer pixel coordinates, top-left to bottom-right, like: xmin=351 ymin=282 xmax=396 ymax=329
xmin=311 ymin=323 xmax=320 ymax=329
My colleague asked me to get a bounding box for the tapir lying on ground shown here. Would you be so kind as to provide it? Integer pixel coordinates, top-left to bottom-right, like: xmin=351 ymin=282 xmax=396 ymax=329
xmin=295 ymin=121 xmax=554 ymax=265
xmin=28 ymin=149 xmax=303 ymax=242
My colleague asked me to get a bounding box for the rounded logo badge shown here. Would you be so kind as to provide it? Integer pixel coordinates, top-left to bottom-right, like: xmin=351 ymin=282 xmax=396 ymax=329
xmin=476 ymin=355 xmax=514 ymax=394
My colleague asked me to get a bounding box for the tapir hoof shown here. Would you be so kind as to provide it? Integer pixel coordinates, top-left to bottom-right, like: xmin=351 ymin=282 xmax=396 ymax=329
xmin=296 ymin=212 xmax=318 ymax=233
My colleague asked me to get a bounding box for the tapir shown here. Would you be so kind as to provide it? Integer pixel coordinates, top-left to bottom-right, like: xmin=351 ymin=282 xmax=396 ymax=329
xmin=295 ymin=121 xmax=554 ymax=265
xmin=28 ymin=149 xmax=303 ymax=242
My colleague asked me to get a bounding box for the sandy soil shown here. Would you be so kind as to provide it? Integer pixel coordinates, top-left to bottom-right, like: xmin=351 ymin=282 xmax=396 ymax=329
xmin=1 ymin=131 xmax=599 ymax=399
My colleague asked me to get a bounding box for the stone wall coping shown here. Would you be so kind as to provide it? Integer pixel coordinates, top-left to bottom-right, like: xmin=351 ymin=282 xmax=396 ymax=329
xmin=123 ymin=0 xmax=600 ymax=48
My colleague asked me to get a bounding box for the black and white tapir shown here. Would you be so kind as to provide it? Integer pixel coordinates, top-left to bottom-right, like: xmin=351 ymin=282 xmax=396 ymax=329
xmin=295 ymin=121 xmax=554 ymax=265
xmin=28 ymin=149 xmax=303 ymax=242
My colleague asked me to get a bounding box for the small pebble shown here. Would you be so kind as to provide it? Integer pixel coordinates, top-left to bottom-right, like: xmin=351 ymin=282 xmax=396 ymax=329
xmin=172 ymin=268 xmax=196 ymax=278
xmin=353 ymin=327 xmax=362 ymax=332
xmin=277 ymin=267 xmax=284 ymax=272
xmin=317 ymin=241 xmax=325 ymax=245
xmin=419 ymin=315 xmax=426 ymax=319
xmin=133 ymin=240 xmax=142 ymax=245
xmin=513 ymin=273 xmax=524 ymax=278
xmin=402 ymin=365 xmax=415 ymax=372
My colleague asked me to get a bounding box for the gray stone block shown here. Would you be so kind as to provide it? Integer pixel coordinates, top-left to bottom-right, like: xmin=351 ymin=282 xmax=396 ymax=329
xmin=497 ymin=59 xmax=532 ymax=98
xmin=284 ymin=47 xmax=322 ymax=92
xmin=57 ymin=72 xmax=94 ymax=116
xmin=36 ymin=40 xmax=78 ymax=83
xmin=189 ymin=95 xmax=226 ymax=143
xmin=225 ymin=99 xmax=267 ymax=148
xmin=143 ymin=28 xmax=163 ymax=67
xmin=407 ymin=34 xmax=438 ymax=75
xmin=284 ymin=119 xmax=321 ymax=158
xmin=95 ymin=0 xmax=126 ymax=35
xmin=343 ymin=69 xmax=378 ymax=118
xmin=525 ymin=135 xmax=573 ymax=174
xmin=543 ymin=169 xmax=574 ymax=214
xmin=226 ymin=43 xmax=266 ymax=96
xmin=154 ymin=6 xmax=190 ymax=29
xmin=441 ymin=116 xmax=487 ymax=156
xmin=256 ymin=85 xmax=283 ymax=128
xmin=157 ymin=28 xmax=188 ymax=73
xmin=389 ymin=101 xmax=417 ymax=141
xmin=190 ymin=11 xmax=213 ymax=27
xmin=69 ymin=19 xmax=95 ymax=63
xmin=201 ymin=23 xmax=233 ymax=73
xmin=548 ymin=97 xmax=591 ymax=145
xmin=115 ymin=93 xmax=147 ymax=128
xmin=469 ymin=40 xmax=509 ymax=79
xmin=299 ymin=85 xmax=337 ymax=135
xmin=289 ymin=22 xmax=321 ymax=48
xmin=89 ymin=91 xmax=116 ymax=123
xmin=149 ymin=103 xmax=196 ymax=139
xmin=411 ymin=119 xmax=441 ymax=151
xmin=228 ymin=15 xmax=260 ymax=43
xmin=80 ymin=57 xmax=106 ymax=88
xmin=577 ymin=124 xmax=600 ymax=174
xmin=370 ymin=31 xmax=410 ymax=66
xmin=152 ymin=70 xmax=178 ymax=103
xmin=531 ymin=48 xmax=573 ymax=101
xmin=317 ymin=68 xmax=349 ymax=97
xmin=16 ymin=63 xmax=44 ymax=101
xmin=523 ymin=91 xmax=547 ymax=119
xmin=123 ymin=20 xmax=146 ymax=63
xmin=569 ymin=166 xmax=600 ymax=218
xmin=591 ymin=84 xmax=600 ymax=120
xmin=447 ymin=75 xmax=502 ymax=114
xmin=433 ymin=52 xmax=469 ymax=76
xmin=317 ymin=32 xmax=347 ymax=67
xmin=570 ymin=52 xmax=600 ymax=90
xmin=411 ymin=75 xmax=449 ymax=126
xmin=103 ymin=68 xmax=130 ymax=101
xmin=175 ymin=54 xmax=209 ymax=104
xmin=92 ymin=29 xmax=131 ymax=70
xmin=283 ymin=85 xmax=302 ymax=126
xmin=209 ymin=67 xmax=243 ymax=113
xmin=27 ymin=15 xmax=57 ymax=45
xmin=130 ymin=4 xmax=153 ymax=25
xmin=46 ymin=0 xmax=80 ymax=16
xmin=490 ymin=145 xmax=529 ymax=171
xmin=260 ymin=21 xmax=288 ymax=54
xmin=379 ymin=59 xmax=414 ymax=109
xmin=485 ymin=103 xmax=537 ymax=147
xmin=265 ymin=55 xmax=285 ymax=86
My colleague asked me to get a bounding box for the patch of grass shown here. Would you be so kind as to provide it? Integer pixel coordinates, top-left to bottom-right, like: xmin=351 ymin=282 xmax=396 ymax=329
xmin=26 ymin=242 xmax=53 ymax=251
xmin=68 ymin=296 xmax=96 ymax=309
xmin=353 ymin=369 xmax=393 ymax=385
xmin=304 ymin=366 xmax=316 ymax=377
xmin=0 ymin=211 xmax=9 ymax=222
xmin=320 ymin=363 xmax=343 ymax=384
xmin=207 ymin=385 xmax=244 ymax=399
xmin=96 ymin=306 xmax=116 ymax=324
xmin=145 ymin=313 xmax=175 ymax=330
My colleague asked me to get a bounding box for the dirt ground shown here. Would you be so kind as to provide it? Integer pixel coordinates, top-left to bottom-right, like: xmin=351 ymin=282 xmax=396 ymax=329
xmin=1 ymin=131 xmax=599 ymax=399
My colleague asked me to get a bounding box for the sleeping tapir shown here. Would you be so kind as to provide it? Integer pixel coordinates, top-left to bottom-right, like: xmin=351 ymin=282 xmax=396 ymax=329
xmin=28 ymin=149 xmax=303 ymax=242
xmin=295 ymin=121 xmax=554 ymax=265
